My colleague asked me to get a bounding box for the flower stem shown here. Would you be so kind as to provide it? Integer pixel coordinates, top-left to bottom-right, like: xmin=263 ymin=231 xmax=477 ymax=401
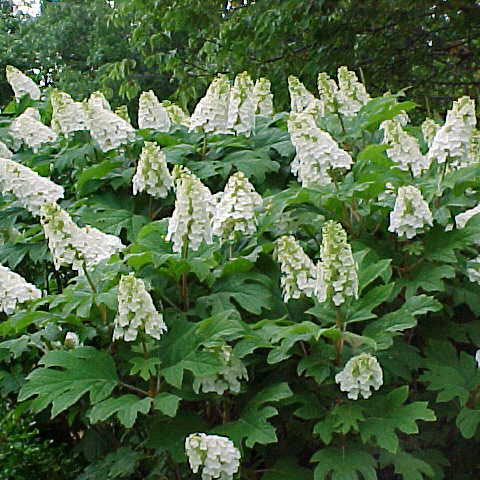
xmin=335 ymin=307 xmax=345 ymax=366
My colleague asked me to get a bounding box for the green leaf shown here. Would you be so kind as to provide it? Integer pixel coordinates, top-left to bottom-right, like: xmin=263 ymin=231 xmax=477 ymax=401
xmin=153 ymin=392 xmax=181 ymax=417
xmin=379 ymin=451 xmax=434 ymax=480
xmin=261 ymin=457 xmax=313 ymax=480
xmin=19 ymin=347 xmax=118 ymax=417
xmin=347 ymin=283 xmax=394 ymax=324
xmin=403 ymin=265 xmax=456 ymax=298
xmin=129 ymin=357 xmax=162 ymax=381
xmin=456 ymin=407 xmax=480 ymax=439
xmin=75 ymin=159 xmax=124 ymax=195
xmin=314 ymin=404 xmax=365 ymax=445
xmin=358 ymin=258 xmax=392 ymax=293
xmin=88 ymin=394 xmax=152 ymax=428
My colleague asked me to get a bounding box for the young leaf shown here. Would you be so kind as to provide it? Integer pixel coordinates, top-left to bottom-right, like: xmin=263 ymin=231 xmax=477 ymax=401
xmin=379 ymin=450 xmax=435 ymax=480
xmin=153 ymin=392 xmax=181 ymax=417
xmin=456 ymin=407 xmax=480 ymax=439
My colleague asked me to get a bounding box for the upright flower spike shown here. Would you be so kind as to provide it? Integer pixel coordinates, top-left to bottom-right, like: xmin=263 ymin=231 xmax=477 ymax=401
xmin=193 ymin=345 xmax=248 ymax=395
xmin=113 ymin=273 xmax=167 ymax=342
xmin=389 ymin=186 xmax=433 ymax=239
xmin=0 ymin=158 xmax=64 ymax=216
xmin=275 ymin=235 xmax=319 ymax=302
xmin=189 ymin=74 xmax=231 ymax=134
xmin=161 ymin=100 xmax=191 ymax=128
xmin=427 ymin=96 xmax=476 ymax=167
xmin=320 ymin=221 xmax=358 ymax=306
xmin=0 ymin=141 xmax=13 ymax=159
xmin=252 ymin=77 xmax=273 ymax=116
xmin=132 ymin=142 xmax=172 ymax=198
xmin=138 ymin=90 xmax=171 ymax=131
xmin=421 ymin=118 xmax=440 ymax=148
xmin=212 ymin=171 xmax=262 ymax=240
xmin=87 ymin=91 xmax=111 ymax=111
xmin=166 ymin=166 xmax=213 ymax=253
xmin=336 ymin=66 xmax=370 ymax=117
xmin=288 ymin=111 xmax=353 ymax=187
xmin=6 ymin=65 xmax=41 ymax=101
xmin=0 ymin=264 xmax=41 ymax=315
xmin=335 ymin=353 xmax=383 ymax=400
xmin=227 ymin=72 xmax=256 ymax=136
xmin=381 ymin=119 xmax=430 ymax=177
xmin=185 ymin=433 xmax=241 ymax=480
xmin=115 ymin=105 xmax=130 ymax=123
xmin=9 ymin=108 xmax=57 ymax=152
xmin=50 ymin=89 xmax=89 ymax=135
xmin=288 ymin=75 xmax=316 ymax=113
xmin=317 ymin=72 xmax=339 ymax=115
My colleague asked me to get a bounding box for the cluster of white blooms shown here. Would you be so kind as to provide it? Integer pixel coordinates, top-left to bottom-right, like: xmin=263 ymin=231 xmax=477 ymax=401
xmin=0 ymin=141 xmax=13 ymax=159
xmin=193 ymin=345 xmax=248 ymax=395
xmin=190 ymin=74 xmax=231 ymax=134
xmin=320 ymin=221 xmax=358 ymax=306
xmin=275 ymin=235 xmax=318 ymax=301
xmin=335 ymin=353 xmax=383 ymax=400
xmin=40 ymin=203 xmax=124 ymax=272
xmin=227 ymin=72 xmax=255 ymax=136
xmin=476 ymin=350 xmax=480 ymax=368
xmin=389 ymin=186 xmax=433 ymax=239
xmin=132 ymin=142 xmax=173 ymax=198
xmin=336 ymin=66 xmax=370 ymax=117
xmin=50 ymin=90 xmax=89 ymax=135
xmin=6 ymin=65 xmax=41 ymax=101
xmin=138 ymin=91 xmax=171 ymax=131
xmin=427 ymin=96 xmax=476 ymax=167
xmin=64 ymin=332 xmax=80 ymax=349
xmin=0 ymin=264 xmax=41 ymax=315
xmin=288 ymin=75 xmax=316 ymax=113
xmin=381 ymin=119 xmax=430 ymax=177
xmin=9 ymin=108 xmax=57 ymax=152
xmin=113 ymin=273 xmax=167 ymax=342
xmin=212 ymin=171 xmax=262 ymax=240
xmin=288 ymin=111 xmax=353 ymax=187
xmin=455 ymin=204 xmax=480 ymax=229
xmin=161 ymin=100 xmax=191 ymax=127
xmin=185 ymin=433 xmax=241 ymax=480
xmin=83 ymin=102 xmax=135 ymax=152
xmin=87 ymin=91 xmax=111 ymax=111
xmin=317 ymin=72 xmax=338 ymax=115
xmin=115 ymin=105 xmax=130 ymax=122
xmin=0 ymin=158 xmax=64 ymax=215
xmin=252 ymin=78 xmax=273 ymax=116
xmin=166 ymin=166 xmax=213 ymax=253
xmin=466 ymin=256 xmax=480 ymax=285
xmin=421 ymin=118 xmax=440 ymax=148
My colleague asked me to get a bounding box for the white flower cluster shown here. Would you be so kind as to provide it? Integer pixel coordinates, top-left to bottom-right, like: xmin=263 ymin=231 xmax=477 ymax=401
xmin=212 ymin=171 xmax=262 ymax=240
xmin=427 ymin=96 xmax=476 ymax=167
xmin=275 ymin=235 xmax=318 ymax=302
xmin=227 ymin=72 xmax=255 ymax=136
xmin=50 ymin=90 xmax=89 ymax=135
xmin=190 ymin=74 xmax=231 ymax=134
xmin=113 ymin=273 xmax=167 ymax=342
xmin=381 ymin=119 xmax=430 ymax=177
xmin=138 ymin=90 xmax=171 ymax=131
xmin=132 ymin=142 xmax=173 ymax=198
xmin=389 ymin=186 xmax=433 ymax=239
xmin=317 ymin=72 xmax=338 ymax=115
xmin=467 ymin=256 xmax=480 ymax=285
xmin=40 ymin=202 xmax=124 ymax=272
xmin=9 ymin=108 xmax=57 ymax=152
xmin=193 ymin=345 xmax=248 ymax=395
xmin=288 ymin=111 xmax=353 ymax=187
xmin=288 ymin=75 xmax=316 ymax=113
xmin=421 ymin=118 xmax=440 ymax=148
xmin=335 ymin=353 xmax=383 ymax=400
xmin=0 ymin=141 xmax=13 ymax=159
xmin=64 ymin=332 xmax=80 ymax=349
xmin=320 ymin=221 xmax=358 ymax=306
xmin=115 ymin=105 xmax=130 ymax=122
xmin=336 ymin=66 xmax=370 ymax=117
xmin=166 ymin=166 xmax=213 ymax=253
xmin=0 ymin=158 xmax=64 ymax=215
xmin=161 ymin=100 xmax=191 ymax=127
xmin=6 ymin=65 xmax=41 ymax=101
xmin=0 ymin=264 xmax=41 ymax=315
xmin=185 ymin=433 xmax=241 ymax=480
xmin=252 ymin=78 xmax=273 ymax=116
xmin=455 ymin=204 xmax=480 ymax=229
xmin=87 ymin=91 xmax=111 ymax=111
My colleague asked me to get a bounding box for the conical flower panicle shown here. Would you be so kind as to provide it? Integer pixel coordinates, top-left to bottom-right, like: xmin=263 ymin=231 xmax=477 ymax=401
xmin=138 ymin=90 xmax=171 ymax=131
xmin=227 ymin=72 xmax=255 ymax=136
xmin=389 ymin=186 xmax=433 ymax=239
xmin=113 ymin=273 xmax=167 ymax=342
xmin=166 ymin=166 xmax=213 ymax=253
xmin=185 ymin=433 xmax=241 ymax=480
xmin=335 ymin=353 xmax=383 ymax=400
xmin=317 ymin=72 xmax=338 ymax=115
xmin=336 ymin=66 xmax=370 ymax=117
xmin=190 ymin=74 xmax=231 ymax=134
xmin=320 ymin=221 xmax=358 ymax=306
xmin=0 ymin=158 xmax=64 ymax=216
xmin=288 ymin=75 xmax=316 ymax=113
xmin=6 ymin=65 xmax=41 ymax=101
xmin=427 ymin=96 xmax=476 ymax=167
xmin=161 ymin=100 xmax=191 ymax=127
xmin=212 ymin=171 xmax=262 ymax=240
xmin=0 ymin=141 xmax=12 ymax=159
xmin=51 ymin=89 xmax=89 ymax=135
xmin=381 ymin=118 xmax=430 ymax=177
xmin=421 ymin=118 xmax=440 ymax=148
xmin=132 ymin=142 xmax=173 ymax=198
xmin=252 ymin=78 xmax=273 ymax=116
xmin=87 ymin=91 xmax=111 ymax=111
xmin=288 ymin=111 xmax=353 ymax=187
xmin=9 ymin=108 xmax=57 ymax=152
xmin=0 ymin=264 xmax=41 ymax=315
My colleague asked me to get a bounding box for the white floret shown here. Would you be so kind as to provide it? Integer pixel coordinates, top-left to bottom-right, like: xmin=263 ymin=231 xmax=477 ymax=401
xmin=9 ymin=108 xmax=57 ymax=152
xmin=6 ymin=65 xmax=41 ymax=101
xmin=138 ymin=90 xmax=171 ymax=131
xmin=288 ymin=75 xmax=317 ymax=113
xmin=0 ymin=264 xmax=41 ymax=315
xmin=227 ymin=72 xmax=255 ymax=136
xmin=51 ymin=89 xmax=89 ymax=135
xmin=252 ymin=78 xmax=273 ymax=116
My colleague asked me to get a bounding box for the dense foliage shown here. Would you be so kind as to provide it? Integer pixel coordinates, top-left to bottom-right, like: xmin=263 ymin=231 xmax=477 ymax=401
xmin=1 ymin=66 xmax=480 ymax=480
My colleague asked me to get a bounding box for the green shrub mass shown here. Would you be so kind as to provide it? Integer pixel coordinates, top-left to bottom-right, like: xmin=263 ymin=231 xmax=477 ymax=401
xmin=0 ymin=68 xmax=479 ymax=480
